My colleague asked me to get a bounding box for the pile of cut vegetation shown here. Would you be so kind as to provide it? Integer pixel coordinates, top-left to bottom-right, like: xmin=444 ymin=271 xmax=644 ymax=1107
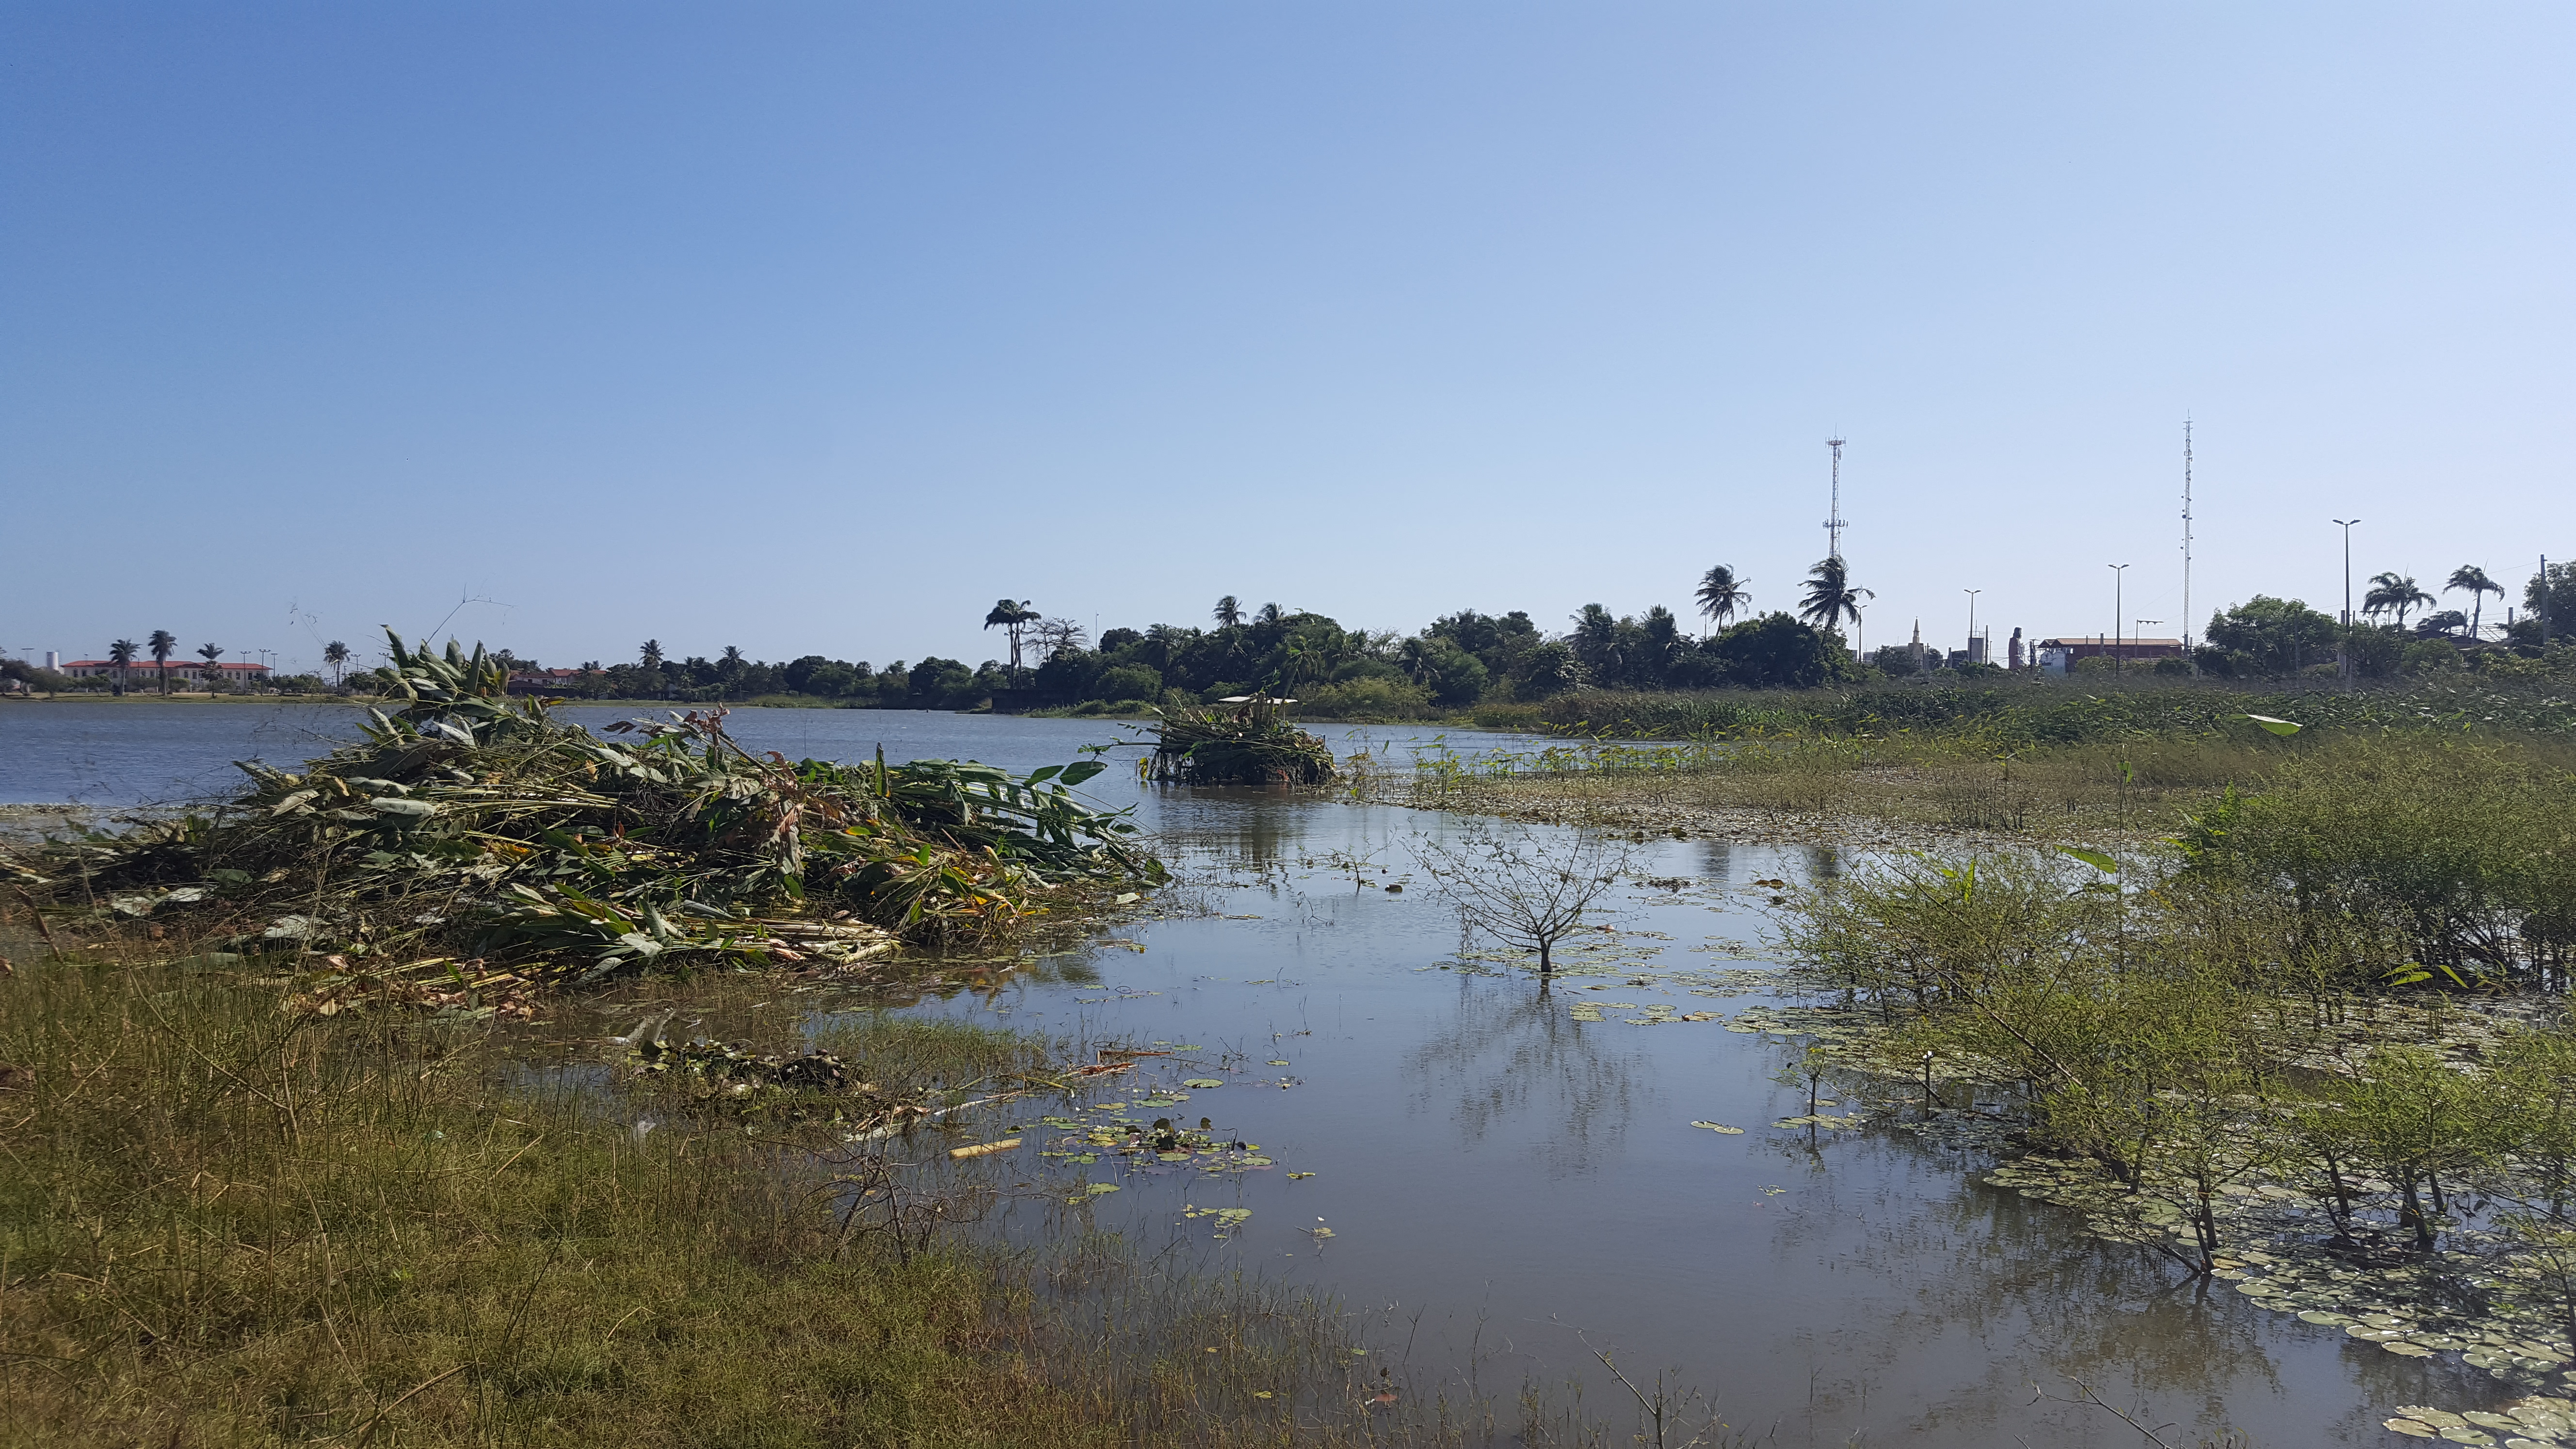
xmin=1151 ymin=699 xmax=1336 ymax=787
xmin=2 ymin=631 xmax=1159 ymax=986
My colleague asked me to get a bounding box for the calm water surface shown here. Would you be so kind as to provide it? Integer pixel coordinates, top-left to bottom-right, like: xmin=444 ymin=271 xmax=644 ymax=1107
xmin=1 ymin=702 xmax=2507 ymax=1444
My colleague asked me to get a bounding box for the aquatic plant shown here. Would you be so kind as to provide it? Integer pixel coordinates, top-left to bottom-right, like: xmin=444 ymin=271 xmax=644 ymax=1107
xmin=3 ymin=629 xmax=1160 ymax=980
xmin=1150 ymin=702 xmax=1336 ymax=787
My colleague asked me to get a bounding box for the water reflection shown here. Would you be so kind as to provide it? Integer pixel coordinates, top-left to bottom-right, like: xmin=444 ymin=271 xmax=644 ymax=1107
xmin=1405 ymin=977 xmax=1642 ymax=1174
xmin=1696 ymin=838 xmax=1736 ymax=884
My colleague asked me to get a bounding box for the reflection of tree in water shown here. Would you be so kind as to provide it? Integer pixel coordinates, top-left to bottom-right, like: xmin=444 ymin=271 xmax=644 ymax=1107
xmin=1751 ymin=1131 xmax=2289 ymax=1444
xmin=1803 ymin=842 xmax=1842 ymax=882
xmin=1160 ymin=805 xmax=1302 ymax=874
xmin=1697 ymin=838 xmax=1734 ymax=884
xmin=1403 ymin=978 xmax=1643 ymax=1176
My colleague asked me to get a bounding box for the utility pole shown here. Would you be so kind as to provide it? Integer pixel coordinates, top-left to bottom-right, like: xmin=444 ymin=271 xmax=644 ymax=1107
xmin=2545 ymin=554 xmax=2555 ymax=648
xmin=2109 ymin=564 xmax=2129 ymax=676
xmin=2334 ymin=519 xmax=2361 ymax=691
xmin=2181 ymin=418 xmax=2195 ymax=672
xmin=1963 ymin=589 xmax=1980 ymax=663
xmin=1824 ymin=438 xmax=1847 ymax=563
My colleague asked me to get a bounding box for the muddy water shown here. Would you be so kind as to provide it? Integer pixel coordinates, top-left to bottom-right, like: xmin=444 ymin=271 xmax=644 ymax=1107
xmin=7 ymin=704 xmax=2523 ymax=1445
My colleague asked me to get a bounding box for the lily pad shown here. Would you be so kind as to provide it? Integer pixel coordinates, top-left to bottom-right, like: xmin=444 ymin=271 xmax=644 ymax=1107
xmin=2385 ymin=1419 xmax=2438 ymax=1439
xmin=1180 ymin=1079 xmax=1225 ymax=1089
xmin=1690 ymin=1121 xmax=1746 ymax=1135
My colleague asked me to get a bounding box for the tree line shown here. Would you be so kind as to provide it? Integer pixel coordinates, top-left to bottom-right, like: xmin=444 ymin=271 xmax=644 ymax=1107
xmin=13 ymin=559 xmax=2566 ymax=706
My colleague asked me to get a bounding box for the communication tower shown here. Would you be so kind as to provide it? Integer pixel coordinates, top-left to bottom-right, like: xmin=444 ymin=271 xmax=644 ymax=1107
xmin=1824 ymin=438 xmax=1848 ymax=562
xmin=2181 ymin=418 xmax=2195 ymax=661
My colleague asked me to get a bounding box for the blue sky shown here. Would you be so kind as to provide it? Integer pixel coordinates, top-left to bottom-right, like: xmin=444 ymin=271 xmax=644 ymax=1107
xmin=4 ymin=2 xmax=2569 ymax=674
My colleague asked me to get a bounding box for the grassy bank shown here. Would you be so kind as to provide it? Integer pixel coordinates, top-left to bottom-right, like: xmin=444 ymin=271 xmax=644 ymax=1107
xmin=1361 ymin=686 xmax=2576 ymax=849
xmin=4 ymin=936 xmax=1627 ymax=1447
xmin=1529 ymin=675 xmax=2576 ymax=744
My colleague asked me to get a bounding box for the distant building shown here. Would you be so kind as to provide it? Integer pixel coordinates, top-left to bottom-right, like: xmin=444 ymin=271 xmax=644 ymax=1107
xmin=60 ymin=659 xmax=273 ymax=684
xmin=506 ymin=668 xmax=591 ymax=694
xmin=2032 ymin=637 xmax=2184 ymax=675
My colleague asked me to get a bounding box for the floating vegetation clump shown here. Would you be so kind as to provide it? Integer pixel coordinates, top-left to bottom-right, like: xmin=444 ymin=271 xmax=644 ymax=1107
xmin=1151 ymin=702 xmax=1336 ymax=787
xmin=3 ymin=630 xmax=1161 ymax=982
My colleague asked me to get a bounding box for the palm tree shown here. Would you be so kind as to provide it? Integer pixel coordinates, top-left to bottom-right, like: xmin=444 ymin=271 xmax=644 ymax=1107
xmin=720 ymin=645 xmax=746 ymax=673
xmin=2445 ymin=565 xmax=2503 ymax=640
xmin=147 ymin=629 xmax=177 ymax=695
xmin=108 ymin=638 xmax=137 ymax=695
xmin=1257 ymin=602 xmax=1285 ymax=627
xmin=196 ymin=644 xmax=224 ymax=692
xmin=1694 ymin=565 xmax=1751 ymax=634
xmin=322 ymin=640 xmax=350 ymax=688
xmin=1213 ymin=595 xmax=1244 ymax=628
xmin=2363 ymin=572 xmax=2434 ymax=629
xmin=1797 ymin=557 xmax=1872 ymax=636
xmin=1568 ymin=604 xmax=1626 ymax=683
xmin=983 ymin=599 xmax=1038 ymax=673
xmin=640 ymin=639 xmax=664 ymax=669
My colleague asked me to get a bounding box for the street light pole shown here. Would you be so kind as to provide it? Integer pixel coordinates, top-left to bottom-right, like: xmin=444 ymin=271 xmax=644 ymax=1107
xmin=2108 ymin=565 xmax=2129 ymax=676
xmin=2333 ymin=519 xmax=2361 ymax=691
xmin=1963 ymin=589 xmax=1980 ymax=664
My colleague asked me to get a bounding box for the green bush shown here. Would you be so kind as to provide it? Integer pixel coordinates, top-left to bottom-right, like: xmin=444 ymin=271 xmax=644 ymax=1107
xmin=2176 ymin=736 xmax=2576 ymax=987
xmin=1712 ymin=612 xmax=1836 ymax=689
xmin=1094 ymin=664 xmax=1162 ymax=702
xmin=2402 ymin=638 xmax=2463 ymax=674
xmin=1297 ymin=676 xmax=1434 ymax=721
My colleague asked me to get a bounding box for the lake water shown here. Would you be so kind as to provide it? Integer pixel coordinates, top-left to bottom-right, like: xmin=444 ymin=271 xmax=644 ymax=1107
xmin=1 ymin=701 xmax=2520 ymax=1444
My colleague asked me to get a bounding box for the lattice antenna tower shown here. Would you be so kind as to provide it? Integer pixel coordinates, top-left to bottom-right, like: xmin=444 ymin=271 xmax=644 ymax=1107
xmin=2181 ymin=418 xmax=2195 ymax=655
xmin=1824 ymin=437 xmax=1848 ymax=562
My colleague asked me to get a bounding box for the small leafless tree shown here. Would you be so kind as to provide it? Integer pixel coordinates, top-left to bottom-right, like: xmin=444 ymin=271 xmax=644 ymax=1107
xmin=1410 ymin=824 xmax=1637 ymax=976
xmin=1031 ymin=616 xmax=1089 ymax=663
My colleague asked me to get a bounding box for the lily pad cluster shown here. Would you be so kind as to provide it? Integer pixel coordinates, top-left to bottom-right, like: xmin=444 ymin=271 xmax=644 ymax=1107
xmin=2382 ymin=1397 xmax=2575 ymax=1444
xmin=1032 ymin=1076 xmax=1289 ymax=1197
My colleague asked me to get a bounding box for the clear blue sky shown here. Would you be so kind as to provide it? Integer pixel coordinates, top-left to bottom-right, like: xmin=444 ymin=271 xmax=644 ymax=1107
xmin=5 ymin=2 xmax=2569 ymax=674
